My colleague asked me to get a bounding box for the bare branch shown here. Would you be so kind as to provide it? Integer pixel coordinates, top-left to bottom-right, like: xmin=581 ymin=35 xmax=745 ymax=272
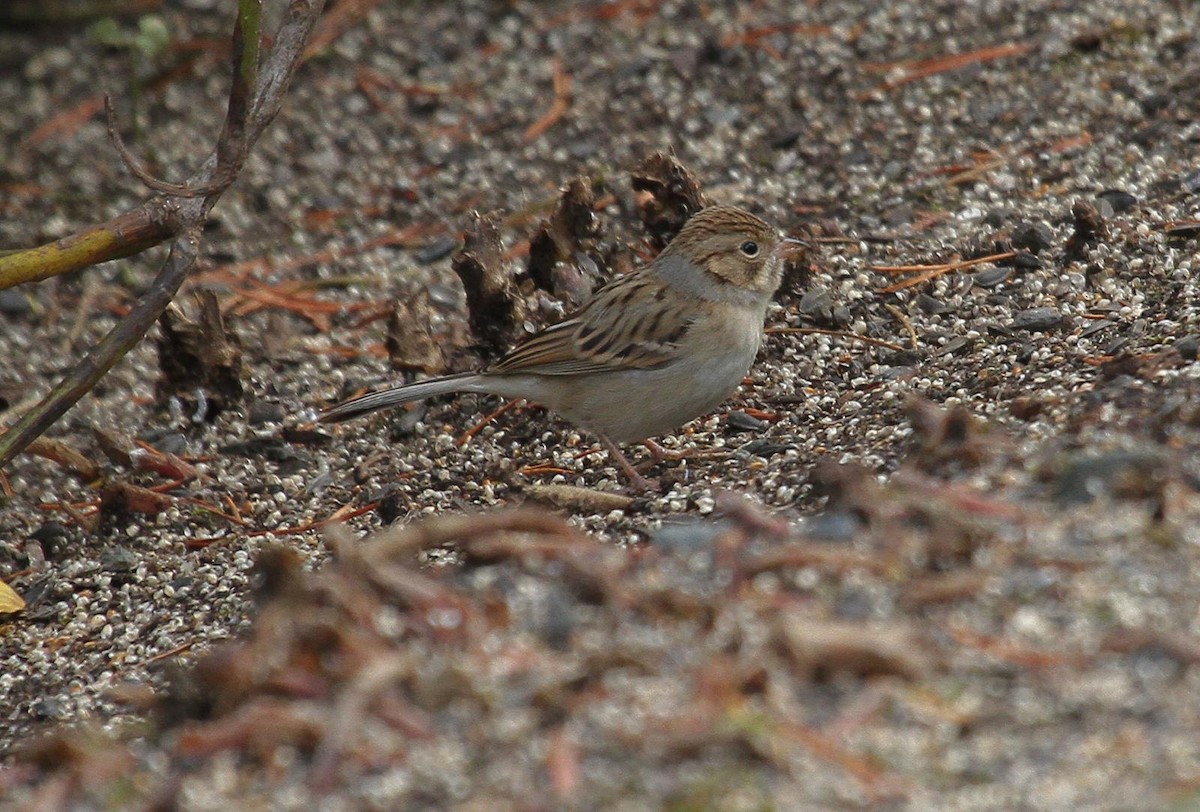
xmin=0 ymin=0 xmax=328 ymax=468
xmin=0 ymin=203 xmax=175 ymax=290
xmin=104 ymin=95 xmax=227 ymax=197
xmin=0 ymin=230 xmax=201 ymax=466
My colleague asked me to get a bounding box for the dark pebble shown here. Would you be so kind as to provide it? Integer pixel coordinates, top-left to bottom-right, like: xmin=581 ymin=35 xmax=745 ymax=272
xmin=770 ymin=128 xmax=803 ymax=150
xmin=1139 ymin=93 xmax=1172 ymax=117
xmin=153 ymin=432 xmax=188 ymax=456
xmin=801 ymin=509 xmax=862 ymax=542
xmin=1010 ymin=221 xmax=1054 ymax=253
xmin=0 ymin=289 xmax=32 ymax=316
xmin=880 ymin=202 xmax=915 ymax=226
xmin=648 ymin=519 xmax=731 ymax=552
xmin=413 ymin=237 xmax=459 ymax=265
xmin=1009 ymin=251 xmax=1042 ymax=270
xmin=833 ymin=588 xmax=876 ymax=620
xmin=1105 ymin=336 xmax=1131 ymax=355
xmin=917 ymin=293 xmax=950 ymax=315
xmin=1079 ymin=319 xmax=1115 ymax=339
xmin=1181 ymin=167 xmax=1200 ymax=195
xmin=1049 ymin=449 xmax=1166 ymax=505
xmin=1012 ymin=307 xmax=1062 ymax=331
xmin=1175 ymin=335 xmax=1199 ymax=361
xmin=100 ymin=547 xmax=138 ymax=573
xmin=725 ymin=410 xmax=767 ymax=432
xmin=32 ymin=698 xmax=66 ymax=721
xmin=739 ymin=439 xmax=791 ymax=458
xmin=1096 ymin=189 xmax=1137 ymax=215
xmin=973 ymin=266 xmax=1012 ymax=288
xmin=934 ymin=337 xmax=972 ymax=357
xmin=798 ymin=287 xmax=834 ymax=320
xmin=247 ymin=401 xmax=286 ymax=425
xmin=878 ymin=365 xmax=917 ymax=381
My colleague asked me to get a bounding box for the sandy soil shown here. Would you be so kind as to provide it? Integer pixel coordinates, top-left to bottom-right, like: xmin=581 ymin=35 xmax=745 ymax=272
xmin=2 ymin=1 xmax=1200 ymax=808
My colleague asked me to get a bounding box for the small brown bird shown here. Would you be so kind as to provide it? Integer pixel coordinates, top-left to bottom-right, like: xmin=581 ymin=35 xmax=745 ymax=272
xmin=321 ymin=205 xmax=802 ymax=488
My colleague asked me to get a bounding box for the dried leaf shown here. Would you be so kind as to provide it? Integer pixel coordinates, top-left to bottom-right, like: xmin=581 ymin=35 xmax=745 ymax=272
xmin=24 ymin=437 xmax=100 ymax=481
xmin=0 ymin=579 xmax=25 ymax=614
xmin=100 ymin=480 xmax=173 ymax=516
xmin=386 ymin=288 xmax=445 ymax=374
xmin=451 ymin=211 xmax=524 ymax=357
xmin=156 ymin=290 xmax=244 ymax=420
xmin=630 ymin=151 xmax=708 ymax=250
xmin=527 ymin=176 xmax=604 ymax=306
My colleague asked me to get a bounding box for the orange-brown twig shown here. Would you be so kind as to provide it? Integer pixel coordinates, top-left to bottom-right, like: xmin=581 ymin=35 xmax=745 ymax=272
xmin=524 ymin=57 xmax=571 ymax=142
xmin=873 ymin=251 xmax=1015 ymax=293
xmin=458 ymin=399 xmax=526 ymax=446
xmin=861 ymin=42 xmax=1034 ymax=96
xmin=247 ymin=502 xmax=380 ymax=538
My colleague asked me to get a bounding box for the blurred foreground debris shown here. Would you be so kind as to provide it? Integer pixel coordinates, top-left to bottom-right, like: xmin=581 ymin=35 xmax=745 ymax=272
xmin=7 ymin=451 xmax=1200 ymax=807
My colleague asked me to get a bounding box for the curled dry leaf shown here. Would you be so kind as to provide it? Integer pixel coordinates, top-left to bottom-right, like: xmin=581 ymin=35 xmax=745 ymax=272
xmin=451 ymin=211 xmax=524 ymax=357
xmin=91 ymin=426 xmax=136 ymax=468
xmin=630 ymin=151 xmax=709 ymax=250
xmin=1064 ymin=199 xmax=1107 ymax=260
xmin=156 ymin=289 xmax=244 ymax=421
xmin=386 ymin=288 xmax=445 ymax=374
xmin=24 ymin=437 xmax=100 ymax=482
xmin=100 ymin=480 xmax=174 ymax=516
xmin=0 ymin=579 xmax=25 ymax=615
xmin=526 ymin=176 xmax=605 ymax=307
xmin=904 ymin=395 xmax=993 ymax=471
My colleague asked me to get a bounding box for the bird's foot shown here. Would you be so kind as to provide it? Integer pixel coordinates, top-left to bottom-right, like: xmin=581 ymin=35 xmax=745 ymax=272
xmin=598 ymin=435 xmax=661 ymax=493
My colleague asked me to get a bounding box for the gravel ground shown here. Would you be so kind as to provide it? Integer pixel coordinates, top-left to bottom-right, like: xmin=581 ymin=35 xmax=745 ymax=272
xmin=2 ymin=0 xmax=1200 ymax=808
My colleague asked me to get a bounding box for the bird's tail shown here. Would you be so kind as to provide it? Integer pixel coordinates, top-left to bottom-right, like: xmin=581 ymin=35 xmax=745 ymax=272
xmin=319 ymin=372 xmax=484 ymax=423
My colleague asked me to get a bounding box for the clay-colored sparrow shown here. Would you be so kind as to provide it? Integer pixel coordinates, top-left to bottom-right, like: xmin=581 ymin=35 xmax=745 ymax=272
xmin=321 ymin=205 xmax=802 ymax=488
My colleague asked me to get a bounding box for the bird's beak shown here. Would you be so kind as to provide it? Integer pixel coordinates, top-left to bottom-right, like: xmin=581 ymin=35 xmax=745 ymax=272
xmin=774 ymin=237 xmax=808 ymax=260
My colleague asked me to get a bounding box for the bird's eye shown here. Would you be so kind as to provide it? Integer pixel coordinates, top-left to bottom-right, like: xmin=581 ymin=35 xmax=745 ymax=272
xmin=739 ymin=240 xmax=759 ymax=257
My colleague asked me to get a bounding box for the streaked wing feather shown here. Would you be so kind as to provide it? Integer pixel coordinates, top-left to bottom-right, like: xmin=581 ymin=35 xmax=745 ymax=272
xmin=488 ymin=275 xmax=692 ymax=377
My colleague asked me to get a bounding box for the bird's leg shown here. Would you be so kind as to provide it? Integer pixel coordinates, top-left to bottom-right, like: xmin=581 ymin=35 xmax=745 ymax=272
xmin=598 ymin=434 xmax=658 ymax=492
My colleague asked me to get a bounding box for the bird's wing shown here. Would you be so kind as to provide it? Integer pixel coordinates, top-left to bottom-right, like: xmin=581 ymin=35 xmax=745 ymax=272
xmin=487 ymin=274 xmax=694 ymax=376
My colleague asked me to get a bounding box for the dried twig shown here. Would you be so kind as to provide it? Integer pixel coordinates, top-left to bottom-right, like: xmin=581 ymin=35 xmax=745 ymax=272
xmin=873 ymin=251 xmax=1015 ymax=293
xmin=524 ymin=56 xmax=572 ymax=142
xmin=0 ymin=0 xmax=328 ymax=468
xmin=860 ymin=42 xmax=1034 ymax=97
